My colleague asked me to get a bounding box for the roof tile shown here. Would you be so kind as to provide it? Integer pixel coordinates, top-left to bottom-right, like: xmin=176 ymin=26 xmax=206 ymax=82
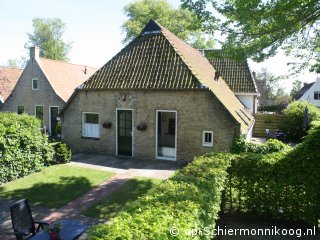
xmin=0 ymin=67 xmax=23 ymax=102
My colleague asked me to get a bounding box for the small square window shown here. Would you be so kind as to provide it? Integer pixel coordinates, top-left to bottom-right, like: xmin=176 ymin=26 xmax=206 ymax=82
xmin=82 ymin=112 xmax=100 ymax=138
xmin=314 ymin=91 xmax=320 ymax=100
xmin=32 ymin=78 xmax=38 ymax=90
xmin=17 ymin=105 xmax=24 ymax=114
xmin=202 ymin=131 xmax=213 ymax=147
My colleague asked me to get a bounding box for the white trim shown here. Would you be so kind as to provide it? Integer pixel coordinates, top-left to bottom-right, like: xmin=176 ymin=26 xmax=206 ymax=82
xmin=116 ymin=108 xmax=134 ymax=157
xmin=49 ymin=106 xmax=59 ymax=136
xmin=32 ymin=78 xmax=39 ymax=90
xmin=235 ymin=92 xmax=260 ymax=96
xmin=82 ymin=112 xmax=100 ymax=138
xmin=156 ymin=110 xmax=177 ymax=161
xmin=202 ymin=131 xmax=213 ymax=147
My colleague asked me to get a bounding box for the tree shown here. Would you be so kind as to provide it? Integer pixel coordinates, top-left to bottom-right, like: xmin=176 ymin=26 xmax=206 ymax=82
xmin=181 ymin=0 xmax=320 ymax=73
xmin=290 ymin=79 xmax=303 ymax=98
xmin=122 ymin=0 xmax=214 ymax=48
xmin=4 ymin=58 xmax=19 ymax=68
xmin=256 ymin=68 xmax=290 ymax=105
xmin=25 ymin=18 xmax=72 ymax=61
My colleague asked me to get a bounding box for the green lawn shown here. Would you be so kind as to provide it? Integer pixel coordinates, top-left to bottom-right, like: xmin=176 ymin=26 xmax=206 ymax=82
xmin=83 ymin=177 xmax=161 ymax=219
xmin=0 ymin=165 xmax=114 ymax=208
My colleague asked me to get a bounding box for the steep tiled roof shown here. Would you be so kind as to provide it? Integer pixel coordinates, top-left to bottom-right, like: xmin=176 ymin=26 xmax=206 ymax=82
xmin=80 ymin=20 xmax=253 ymax=132
xmin=204 ymin=50 xmax=257 ymax=93
xmin=0 ymin=66 xmax=23 ymax=102
xmin=294 ymin=82 xmax=314 ymax=100
xmin=38 ymin=59 xmax=98 ymax=102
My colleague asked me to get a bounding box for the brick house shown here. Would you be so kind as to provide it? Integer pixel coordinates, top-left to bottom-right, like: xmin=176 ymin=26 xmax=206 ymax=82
xmin=204 ymin=50 xmax=259 ymax=115
xmin=61 ymin=20 xmax=253 ymax=162
xmin=0 ymin=66 xmax=23 ymax=108
xmin=1 ymin=47 xmax=97 ymax=136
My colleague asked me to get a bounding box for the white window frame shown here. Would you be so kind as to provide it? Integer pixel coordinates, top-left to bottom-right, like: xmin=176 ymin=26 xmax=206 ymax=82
xmin=82 ymin=112 xmax=100 ymax=139
xmin=17 ymin=105 xmax=24 ymax=114
xmin=32 ymin=78 xmax=38 ymax=90
xmin=202 ymin=131 xmax=213 ymax=147
xmin=155 ymin=110 xmax=177 ymax=161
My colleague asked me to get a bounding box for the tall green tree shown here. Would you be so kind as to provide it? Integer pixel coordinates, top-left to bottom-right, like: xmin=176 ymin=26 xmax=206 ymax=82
xmin=256 ymin=68 xmax=290 ymax=105
xmin=122 ymin=0 xmax=214 ymax=48
xmin=181 ymin=0 xmax=320 ymax=73
xmin=290 ymin=79 xmax=303 ymax=98
xmin=25 ymin=18 xmax=72 ymax=61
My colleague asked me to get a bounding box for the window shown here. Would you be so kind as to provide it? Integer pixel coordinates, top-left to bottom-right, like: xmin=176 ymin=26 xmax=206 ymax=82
xmin=32 ymin=78 xmax=38 ymax=90
xmin=82 ymin=112 xmax=100 ymax=138
xmin=314 ymin=91 xmax=320 ymax=100
xmin=17 ymin=105 xmax=24 ymax=114
xmin=35 ymin=105 xmax=44 ymax=127
xmin=202 ymin=131 xmax=213 ymax=147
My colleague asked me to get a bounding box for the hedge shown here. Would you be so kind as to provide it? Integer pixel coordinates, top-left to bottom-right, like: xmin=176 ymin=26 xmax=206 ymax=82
xmin=231 ymin=137 xmax=291 ymax=154
xmin=224 ymin=124 xmax=320 ymax=225
xmin=88 ymin=153 xmax=232 ymax=240
xmin=0 ymin=113 xmax=54 ymax=184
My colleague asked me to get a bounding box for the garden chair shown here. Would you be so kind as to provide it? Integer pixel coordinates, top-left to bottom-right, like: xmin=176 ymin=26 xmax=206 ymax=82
xmin=10 ymin=199 xmax=49 ymax=240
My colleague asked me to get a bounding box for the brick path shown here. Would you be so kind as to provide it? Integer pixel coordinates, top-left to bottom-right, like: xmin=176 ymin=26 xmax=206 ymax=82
xmin=0 ymin=154 xmax=179 ymax=239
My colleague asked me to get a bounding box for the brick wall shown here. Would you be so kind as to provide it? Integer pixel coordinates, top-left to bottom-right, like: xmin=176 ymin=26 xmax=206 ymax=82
xmin=1 ymin=59 xmax=65 ymax=134
xmin=62 ymin=89 xmax=240 ymax=162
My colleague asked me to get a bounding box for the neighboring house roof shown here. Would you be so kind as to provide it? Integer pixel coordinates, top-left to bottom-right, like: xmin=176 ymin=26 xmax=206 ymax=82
xmin=37 ymin=58 xmax=98 ymax=102
xmin=0 ymin=66 xmax=23 ymax=102
xmin=294 ymin=82 xmax=315 ymax=100
xmin=79 ymin=20 xmax=253 ymax=133
xmin=204 ymin=50 xmax=257 ymax=93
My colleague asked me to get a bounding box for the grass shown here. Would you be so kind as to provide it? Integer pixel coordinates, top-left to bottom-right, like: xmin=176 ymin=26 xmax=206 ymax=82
xmin=0 ymin=165 xmax=114 ymax=208
xmin=83 ymin=177 xmax=161 ymax=219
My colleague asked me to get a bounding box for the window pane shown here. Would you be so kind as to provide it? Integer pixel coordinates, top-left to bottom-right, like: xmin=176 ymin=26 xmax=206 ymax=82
xmin=17 ymin=106 xmax=24 ymax=114
xmin=315 ymin=92 xmax=319 ymax=100
xmin=33 ymin=79 xmax=38 ymax=89
xmin=85 ymin=113 xmax=99 ymax=124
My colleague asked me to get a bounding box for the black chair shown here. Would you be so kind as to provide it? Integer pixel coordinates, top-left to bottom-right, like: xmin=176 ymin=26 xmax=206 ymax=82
xmin=10 ymin=199 xmax=49 ymax=240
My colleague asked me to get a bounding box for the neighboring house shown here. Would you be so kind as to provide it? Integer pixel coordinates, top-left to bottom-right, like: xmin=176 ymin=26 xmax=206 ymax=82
xmin=294 ymin=77 xmax=320 ymax=107
xmin=0 ymin=66 xmax=23 ymax=108
xmin=1 ymin=47 xmax=98 ymax=136
xmin=61 ymin=20 xmax=254 ymax=162
xmin=203 ymin=50 xmax=259 ymax=115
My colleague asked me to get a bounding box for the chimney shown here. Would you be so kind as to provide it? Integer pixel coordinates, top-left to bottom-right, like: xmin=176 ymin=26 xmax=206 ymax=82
xmin=30 ymin=46 xmax=40 ymax=61
xmin=304 ymin=82 xmax=308 ymax=86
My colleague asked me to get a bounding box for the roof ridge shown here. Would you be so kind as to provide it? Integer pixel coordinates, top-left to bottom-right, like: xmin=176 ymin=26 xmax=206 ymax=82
xmin=39 ymin=57 xmax=98 ymax=69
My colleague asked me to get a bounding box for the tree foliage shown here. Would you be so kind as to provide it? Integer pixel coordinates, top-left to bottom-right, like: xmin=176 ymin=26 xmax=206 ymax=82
xmin=181 ymin=0 xmax=320 ymax=73
xmin=255 ymin=68 xmax=290 ymax=106
xmin=25 ymin=18 xmax=72 ymax=61
xmin=122 ymin=0 xmax=214 ymax=48
xmin=290 ymin=79 xmax=303 ymax=98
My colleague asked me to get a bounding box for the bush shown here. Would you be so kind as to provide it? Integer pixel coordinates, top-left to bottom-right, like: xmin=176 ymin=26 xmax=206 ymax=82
xmin=0 ymin=112 xmax=54 ymax=184
xmin=281 ymin=101 xmax=320 ymax=141
xmin=88 ymin=153 xmax=232 ymax=240
xmin=225 ymin=124 xmax=320 ymax=225
xmin=231 ymin=137 xmax=290 ymax=154
xmin=55 ymin=142 xmax=72 ymax=164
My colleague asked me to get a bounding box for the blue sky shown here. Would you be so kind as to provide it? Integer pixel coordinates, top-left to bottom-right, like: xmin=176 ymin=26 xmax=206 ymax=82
xmin=0 ymin=0 xmax=318 ymax=91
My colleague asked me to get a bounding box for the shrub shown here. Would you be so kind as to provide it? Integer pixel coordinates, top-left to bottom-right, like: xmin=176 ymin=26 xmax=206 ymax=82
xmin=281 ymin=101 xmax=320 ymax=141
xmin=88 ymin=153 xmax=232 ymax=240
xmin=0 ymin=112 xmax=54 ymax=184
xmin=55 ymin=142 xmax=72 ymax=164
xmin=225 ymin=124 xmax=320 ymax=225
xmin=231 ymin=137 xmax=290 ymax=154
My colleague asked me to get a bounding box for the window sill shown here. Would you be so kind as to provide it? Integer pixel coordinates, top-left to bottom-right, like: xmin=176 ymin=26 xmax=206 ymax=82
xmin=202 ymin=144 xmax=213 ymax=147
xmin=81 ymin=136 xmax=100 ymax=140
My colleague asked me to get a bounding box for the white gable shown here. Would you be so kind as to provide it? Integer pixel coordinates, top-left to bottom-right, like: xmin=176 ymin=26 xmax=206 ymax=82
xmin=299 ymin=77 xmax=320 ymax=107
